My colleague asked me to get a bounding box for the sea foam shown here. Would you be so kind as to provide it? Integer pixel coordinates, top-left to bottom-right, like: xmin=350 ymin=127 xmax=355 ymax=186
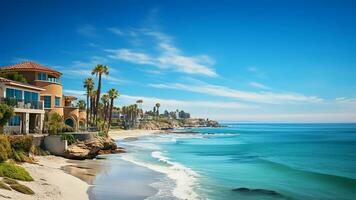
xmin=121 ymin=151 xmax=201 ymax=200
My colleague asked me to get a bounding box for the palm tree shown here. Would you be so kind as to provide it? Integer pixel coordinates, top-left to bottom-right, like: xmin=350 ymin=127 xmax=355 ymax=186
xmin=76 ymin=100 xmax=86 ymax=110
xmin=92 ymin=64 xmax=109 ymax=124
xmin=155 ymin=103 xmax=160 ymax=116
xmin=136 ymin=99 xmax=143 ymax=109
xmin=84 ymin=77 xmax=94 ymax=129
xmin=108 ymin=88 xmax=119 ymax=128
xmin=89 ymin=90 xmax=97 ymax=124
xmin=101 ymin=94 xmax=110 ymax=123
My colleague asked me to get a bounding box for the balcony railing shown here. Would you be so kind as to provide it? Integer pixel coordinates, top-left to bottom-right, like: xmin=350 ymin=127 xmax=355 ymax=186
xmin=0 ymin=98 xmax=44 ymax=110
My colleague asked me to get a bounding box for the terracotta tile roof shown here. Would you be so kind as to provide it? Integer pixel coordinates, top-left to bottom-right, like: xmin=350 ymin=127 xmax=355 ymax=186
xmin=0 ymin=77 xmax=11 ymax=83
xmin=64 ymin=96 xmax=77 ymax=101
xmin=0 ymin=61 xmax=62 ymax=76
xmin=0 ymin=76 xmax=44 ymax=91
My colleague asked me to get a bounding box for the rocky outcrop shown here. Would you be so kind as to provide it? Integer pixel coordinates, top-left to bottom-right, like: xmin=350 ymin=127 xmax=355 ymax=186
xmin=232 ymin=187 xmax=284 ymax=197
xmin=138 ymin=118 xmax=220 ymax=130
xmin=64 ymin=135 xmax=125 ymax=160
xmin=138 ymin=120 xmax=180 ymax=130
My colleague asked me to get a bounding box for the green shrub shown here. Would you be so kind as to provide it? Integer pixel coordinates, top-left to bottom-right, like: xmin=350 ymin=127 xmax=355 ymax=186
xmin=0 ymin=162 xmax=33 ymax=181
xmin=2 ymin=177 xmax=18 ymax=185
xmin=10 ymin=183 xmax=34 ymax=195
xmin=60 ymin=134 xmax=75 ymax=145
xmin=0 ymin=136 xmax=12 ymax=162
xmin=8 ymin=136 xmax=33 ymax=152
xmin=11 ymin=150 xmax=29 ymax=162
xmin=0 ymin=180 xmax=11 ymax=190
xmin=30 ymin=146 xmax=49 ymax=156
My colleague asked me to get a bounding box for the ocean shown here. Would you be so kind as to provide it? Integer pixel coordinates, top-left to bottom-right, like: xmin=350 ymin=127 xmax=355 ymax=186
xmin=115 ymin=123 xmax=356 ymax=200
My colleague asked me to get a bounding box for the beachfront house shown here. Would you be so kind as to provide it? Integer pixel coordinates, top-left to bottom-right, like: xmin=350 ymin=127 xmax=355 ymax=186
xmin=0 ymin=77 xmax=45 ymax=134
xmin=0 ymin=61 xmax=86 ymax=133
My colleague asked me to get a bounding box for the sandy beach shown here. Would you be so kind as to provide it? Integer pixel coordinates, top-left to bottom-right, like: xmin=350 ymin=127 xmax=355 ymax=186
xmin=0 ymin=156 xmax=89 ymax=200
xmin=0 ymin=129 xmax=161 ymax=200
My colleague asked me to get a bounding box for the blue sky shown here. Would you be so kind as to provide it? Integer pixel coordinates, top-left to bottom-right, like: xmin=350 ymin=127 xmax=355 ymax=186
xmin=1 ymin=0 xmax=356 ymax=122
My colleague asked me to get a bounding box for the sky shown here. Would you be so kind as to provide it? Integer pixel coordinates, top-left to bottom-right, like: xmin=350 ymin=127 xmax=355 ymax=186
xmin=0 ymin=0 xmax=356 ymax=122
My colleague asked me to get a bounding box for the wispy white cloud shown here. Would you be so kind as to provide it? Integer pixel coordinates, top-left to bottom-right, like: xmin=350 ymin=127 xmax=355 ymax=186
xmin=248 ymin=66 xmax=267 ymax=78
xmin=107 ymin=27 xmax=124 ymax=36
xmin=149 ymin=82 xmax=323 ymax=104
xmin=118 ymin=94 xmax=253 ymax=110
xmin=105 ymin=30 xmax=217 ymax=77
xmin=212 ymin=113 xmax=356 ymax=123
xmin=335 ymin=97 xmax=356 ymax=105
xmin=77 ymin=24 xmax=97 ymax=37
xmin=106 ymin=49 xmax=155 ymax=65
xmin=249 ymin=81 xmax=270 ymax=90
xmin=59 ymin=56 xmax=127 ymax=85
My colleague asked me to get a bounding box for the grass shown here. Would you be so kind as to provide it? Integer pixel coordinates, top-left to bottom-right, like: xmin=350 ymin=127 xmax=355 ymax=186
xmin=2 ymin=177 xmax=18 ymax=185
xmin=0 ymin=162 xmax=33 ymax=181
xmin=10 ymin=183 xmax=35 ymax=195
xmin=0 ymin=180 xmax=11 ymax=190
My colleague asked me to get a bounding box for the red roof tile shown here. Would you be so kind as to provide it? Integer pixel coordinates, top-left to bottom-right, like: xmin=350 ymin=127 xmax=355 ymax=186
xmin=0 ymin=77 xmax=11 ymax=83
xmin=0 ymin=61 xmax=62 ymax=76
xmin=0 ymin=76 xmax=43 ymax=91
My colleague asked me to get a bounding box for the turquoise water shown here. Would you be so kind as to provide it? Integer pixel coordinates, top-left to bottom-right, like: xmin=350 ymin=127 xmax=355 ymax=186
xmin=120 ymin=123 xmax=356 ymax=200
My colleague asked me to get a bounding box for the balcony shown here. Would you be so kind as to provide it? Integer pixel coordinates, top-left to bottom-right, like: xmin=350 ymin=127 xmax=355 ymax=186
xmin=1 ymin=98 xmax=44 ymax=110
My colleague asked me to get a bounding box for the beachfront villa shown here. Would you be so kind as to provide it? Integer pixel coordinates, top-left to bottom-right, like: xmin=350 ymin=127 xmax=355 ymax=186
xmin=0 ymin=76 xmax=45 ymax=134
xmin=0 ymin=61 xmax=86 ymax=134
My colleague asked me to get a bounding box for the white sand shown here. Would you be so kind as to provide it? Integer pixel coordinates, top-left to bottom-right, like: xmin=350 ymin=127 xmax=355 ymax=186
xmin=109 ymin=129 xmax=162 ymax=140
xmin=0 ymin=156 xmax=89 ymax=200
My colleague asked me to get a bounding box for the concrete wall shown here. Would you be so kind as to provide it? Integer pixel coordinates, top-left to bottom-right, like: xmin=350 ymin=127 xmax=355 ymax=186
xmin=4 ymin=125 xmax=21 ymax=134
xmin=32 ymin=135 xmax=45 ymax=147
xmin=71 ymin=132 xmax=97 ymax=141
xmin=44 ymin=135 xmax=67 ymax=156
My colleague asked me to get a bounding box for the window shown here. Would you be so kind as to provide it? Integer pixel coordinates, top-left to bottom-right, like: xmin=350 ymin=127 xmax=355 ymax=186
xmin=44 ymin=96 xmax=51 ymax=108
xmin=24 ymin=91 xmax=39 ymax=103
xmin=6 ymin=88 xmax=22 ymax=99
xmin=48 ymin=75 xmax=59 ymax=83
xmin=37 ymin=72 xmax=46 ymax=80
xmin=9 ymin=116 xmax=20 ymax=126
xmin=55 ymin=97 xmax=61 ymax=107
xmin=32 ymin=92 xmax=39 ymax=101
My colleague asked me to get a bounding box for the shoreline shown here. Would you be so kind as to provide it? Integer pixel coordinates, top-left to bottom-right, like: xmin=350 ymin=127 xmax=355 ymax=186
xmin=1 ymin=156 xmax=89 ymax=200
xmin=0 ymin=129 xmax=184 ymax=200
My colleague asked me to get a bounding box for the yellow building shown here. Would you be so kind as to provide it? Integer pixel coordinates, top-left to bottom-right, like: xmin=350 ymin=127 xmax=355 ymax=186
xmin=0 ymin=61 xmax=86 ymax=133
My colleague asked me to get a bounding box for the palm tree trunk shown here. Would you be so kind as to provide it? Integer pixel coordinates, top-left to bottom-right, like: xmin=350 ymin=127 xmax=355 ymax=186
xmin=95 ymin=74 xmax=102 ymax=125
xmin=109 ymin=98 xmax=114 ymax=129
xmin=86 ymin=90 xmax=89 ymax=129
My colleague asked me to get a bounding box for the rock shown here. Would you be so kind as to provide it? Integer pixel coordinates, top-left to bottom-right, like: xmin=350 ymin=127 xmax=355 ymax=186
xmin=64 ymin=135 xmax=125 ymax=160
xmin=232 ymin=187 xmax=283 ymax=197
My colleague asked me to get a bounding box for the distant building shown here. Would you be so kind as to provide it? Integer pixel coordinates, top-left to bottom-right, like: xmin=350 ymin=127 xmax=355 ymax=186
xmin=0 ymin=61 xmax=86 ymax=133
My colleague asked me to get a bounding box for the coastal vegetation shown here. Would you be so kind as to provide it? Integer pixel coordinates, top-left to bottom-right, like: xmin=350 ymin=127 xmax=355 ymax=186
xmin=43 ymin=112 xmax=72 ymax=134
xmin=0 ymin=163 xmax=33 ymax=181
xmin=0 ymin=104 xmax=14 ymax=134
xmin=0 ymin=72 xmax=27 ymax=83
xmin=91 ymin=64 xmax=109 ymax=124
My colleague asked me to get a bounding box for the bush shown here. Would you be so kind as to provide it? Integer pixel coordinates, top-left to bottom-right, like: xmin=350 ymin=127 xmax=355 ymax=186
xmin=0 ymin=162 xmax=33 ymax=181
xmin=8 ymin=136 xmax=33 ymax=152
xmin=0 ymin=135 xmax=12 ymax=162
xmin=11 ymin=150 xmax=34 ymax=163
xmin=30 ymin=146 xmax=49 ymax=156
xmin=2 ymin=177 xmax=18 ymax=185
xmin=60 ymin=134 xmax=75 ymax=145
xmin=10 ymin=183 xmax=34 ymax=195
xmin=0 ymin=180 xmax=11 ymax=190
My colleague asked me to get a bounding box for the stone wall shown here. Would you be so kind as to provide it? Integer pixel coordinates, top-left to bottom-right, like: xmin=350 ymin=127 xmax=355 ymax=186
xmin=44 ymin=135 xmax=67 ymax=156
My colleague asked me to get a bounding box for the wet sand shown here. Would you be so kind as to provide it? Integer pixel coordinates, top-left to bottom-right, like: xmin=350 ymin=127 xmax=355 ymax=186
xmin=63 ymin=155 xmax=163 ymax=200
